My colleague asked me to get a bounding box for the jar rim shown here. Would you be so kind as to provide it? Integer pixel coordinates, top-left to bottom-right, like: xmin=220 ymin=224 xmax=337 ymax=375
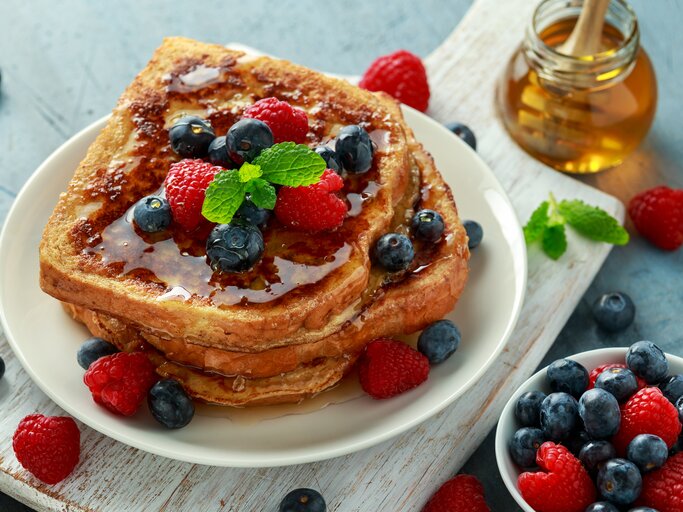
xmin=530 ymin=0 xmax=639 ymax=63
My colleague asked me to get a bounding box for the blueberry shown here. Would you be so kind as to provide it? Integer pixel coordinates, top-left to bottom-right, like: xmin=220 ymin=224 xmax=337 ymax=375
xmin=595 ymin=367 xmax=639 ymax=403
xmin=580 ymin=440 xmax=617 ymax=473
xmin=147 ymin=379 xmax=194 ymax=429
xmin=509 ymin=427 xmax=545 ymax=468
xmin=374 ymin=233 xmax=414 ymax=272
xmin=445 ymin=122 xmax=476 ymax=150
xmin=627 ymin=434 xmax=668 ymax=473
xmin=206 ymin=221 xmax=265 ymax=273
xmin=627 ymin=508 xmax=659 ymax=512
xmin=547 ymin=359 xmax=589 ymax=398
xmin=0 ymin=355 xmax=5 ymax=381
xmin=627 ymin=341 xmax=668 ymax=384
xmin=279 ymin=488 xmax=326 ymax=512
xmin=235 ymin=199 xmax=271 ymax=229
xmin=417 ymin=320 xmax=461 ymax=364
xmin=677 ymin=396 xmax=683 ymax=424
xmin=314 ymin=146 xmax=342 ymax=174
xmin=335 ymin=125 xmax=374 ymax=174
xmin=463 ymin=220 xmax=483 ymax=249
xmin=597 ymin=459 xmax=642 ymax=506
xmin=579 ymin=388 xmax=621 ymax=439
xmin=226 ymin=118 xmax=273 ymax=164
xmin=565 ymin=429 xmax=592 ymax=456
xmin=411 ymin=210 xmax=445 ymax=243
xmin=585 ymin=502 xmax=619 ymax=512
xmin=540 ymin=392 xmax=579 ymax=441
xmin=515 ymin=390 xmax=547 ymax=427
xmin=660 ymin=374 xmax=683 ymax=404
xmin=133 ymin=195 xmax=172 ymax=233
xmin=169 ymin=115 xmax=215 ymax=158
xmin=592 ymin=292 xmax=636 ymax=332
xmin=76 ymin=337 xmax=118 ymax=370
xmin=207 ymin=136 xmax=235 ymax=168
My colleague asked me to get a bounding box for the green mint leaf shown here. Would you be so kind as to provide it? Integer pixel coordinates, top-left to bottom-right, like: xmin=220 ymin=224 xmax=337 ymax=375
xmin=246 ymin=178 xmax=277 ymax=210
xmin=558 ymin=199 xmax=629 ymax=245
xmin=542 ymin=224 xmax=567 ymax=260
xmin=253 ymin=142 xmax=326 ymax=186
xmin=523 ymin=201 xmax=550 ymax=244
xmin=238 ymin=162 xmax=262 ymax=183
xmin=201 ymin=170 xmax=247 ymax=224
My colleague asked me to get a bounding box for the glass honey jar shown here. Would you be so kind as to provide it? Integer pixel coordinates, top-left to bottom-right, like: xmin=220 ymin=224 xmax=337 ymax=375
xmin=497 ymin=0 xmax=657 ymax=174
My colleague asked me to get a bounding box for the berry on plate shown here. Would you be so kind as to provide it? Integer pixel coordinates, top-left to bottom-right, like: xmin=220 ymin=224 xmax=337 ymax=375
xmin=638 ymin=451 xmax=683 ymax=512
xmin=628 ymin=186 xmax=683 ymax=251
xmin=374 ymin=233 xmax=415 ymax=272
xmin=133 ymin=195 xmax=172 ymax=233
xmin=422 ymin=474 xmax=490 ymax=512
xmin=589 ymin=363 xmax=646 ymax=391
xmin=660 ymin=374 xmax=683 ymax=404
xmin=540 ymin=392 xmax=580 ymax=441
xmin=243 ymin=97 xmax=309 ymax=144
xmin=206 ymin=221 xmax=265 ymax=273
xmin=226 ymin=118 xmax=274 ymax=164
xmin=279 ymin=488 xmax=326 ymax=512
xmin=547 ymin=359 xmax=589 ymax=398
xmin=83 ymin=352 xmax=158 ymax=416
xmin=612 ymin=387 xmax=682 ymax=455
xmin=207 ymin=136 xmax=235 ymax=168
xmin=148 ymin=379 xmax=195 ymax=429
xmin=234 ymin=198 xmax=271 ymax=229
xmin=579 ymin=440 xmax=617 ymax=473
xmin=585 ymin=503 xmax=619 ymax=512
xmin=445 ymin=122 xmax=477 ymax=150
xmin=595 ymin=366 xmax=640 ymax=403
xmin=411 ymin=209 xmax=445 ymax=243
xmin=579 ymin=388 xmax=621 ymax=439
xmin=417 ymin=319 xmax=461 ymax=364
xmin=13 ymin=414 xmax=80 ymax=484
xmin=627 ymin=434 xmax=669 ymax=473
xmin=358 ymin=338 xmax=429 ymax=399
xmin=509 ymin=427 xmax=546 ymax=468
xmin=274 ymin=169 xmax=347 ymax=232
xmin=626 ymin=341 xmax=669 ymax=384
xmin=463 ymin=220 xmax=483 ymax=250
xmin=335 ymin=125 xmax=374 ymax=174
xmin=359 ymin=50 xmax=430 ymax=112
xmin=592 ymin=292 xmax=636 ymax=332
xmin=169 ymin=115 xmax=215 ymax=158
xmin=518 ymin=442 xmax=596 ymax=512
xmin=515 ymin=390 xmax=547 ymax=427
xmin=164 ymin=158 xmax=223 ymax=231
xmin=76 ymin=337 xmax=118 ymax=370
xmin=597 ymin=458 xmax=642 ymax=506
xmin=314 ymin=146 xmax=342 ymax=175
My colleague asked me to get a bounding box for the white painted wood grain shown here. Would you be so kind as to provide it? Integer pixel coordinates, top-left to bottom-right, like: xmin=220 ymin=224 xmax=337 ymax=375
xmin=0 ymin=0 xmax=623 ymax=510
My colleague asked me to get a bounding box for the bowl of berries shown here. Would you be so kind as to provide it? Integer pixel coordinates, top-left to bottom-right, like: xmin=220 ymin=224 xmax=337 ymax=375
xmin=496 ymin=342 xmax=683 ymax=512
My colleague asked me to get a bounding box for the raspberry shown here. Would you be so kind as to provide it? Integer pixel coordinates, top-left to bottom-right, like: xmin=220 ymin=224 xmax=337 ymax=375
xmin=638 ymin=452 xmax=683 ymax=512
xmin=588 ymin=363 xmax=646 ymax=390
xmin=84 ymin=352 xmax=158 ymax=416
xmin=518 ymin=442 xmax=596 ymax=512
xmin=164 ymin=158 xmax=222 ymax=230
xmin=422 ymin=474 xmax=490 ymax=512
xmin=612 ymin=387 xmax=682 ymax=454
xmin=359 ymin=50 xmax=430 ymax=112
xmin=628 ymin=186 xmax=683 ymax=250
xmin=358 ymin=338 xmax=430 ymax=399
xmin=274 ymin=169 xmax=347 ymax=232
xmin=242 ymin=97 xmax=309 ymax=144
xmin=13 ymin=414 xmax=80 ymax=484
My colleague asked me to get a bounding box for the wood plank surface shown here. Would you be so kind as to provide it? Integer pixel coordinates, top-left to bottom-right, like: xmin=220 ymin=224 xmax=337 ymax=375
xmin=0 ymin=0 xmax=627 ymax=510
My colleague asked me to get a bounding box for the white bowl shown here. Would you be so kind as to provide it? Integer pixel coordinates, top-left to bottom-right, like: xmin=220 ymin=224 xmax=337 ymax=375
xmin=495 ymin=347 xmax=683 ymax=512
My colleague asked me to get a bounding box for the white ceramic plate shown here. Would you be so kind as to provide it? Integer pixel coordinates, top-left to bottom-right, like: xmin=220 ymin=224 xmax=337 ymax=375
xmin=0 ymin=107 xmax=526 ymax=467
xmin=495 ymin=347 xmax=683 ymax=512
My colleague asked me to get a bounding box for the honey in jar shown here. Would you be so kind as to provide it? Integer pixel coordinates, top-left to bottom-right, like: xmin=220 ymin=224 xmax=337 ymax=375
xmin=497 ymin=0 xmax=657 ymax=174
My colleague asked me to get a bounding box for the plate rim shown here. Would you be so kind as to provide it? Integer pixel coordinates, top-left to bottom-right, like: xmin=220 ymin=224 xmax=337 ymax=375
xmin=0 ymin=106 xmax=527 ymax=467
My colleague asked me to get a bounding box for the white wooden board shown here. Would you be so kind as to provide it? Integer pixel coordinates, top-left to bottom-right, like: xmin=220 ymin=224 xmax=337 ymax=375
xmin=0 ymin=0 xmax=623 ymax=510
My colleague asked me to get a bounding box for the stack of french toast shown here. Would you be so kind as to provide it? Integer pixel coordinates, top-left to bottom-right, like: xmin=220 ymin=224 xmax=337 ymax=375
xmin=39 ymin=37 xmax=469 ymax=407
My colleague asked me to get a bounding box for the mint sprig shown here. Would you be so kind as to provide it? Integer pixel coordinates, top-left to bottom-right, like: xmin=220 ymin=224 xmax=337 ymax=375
xmin=201 ymin=142 xmax=326 ymax=224
xmin=523 ymin=193 xmax=629 ymax=260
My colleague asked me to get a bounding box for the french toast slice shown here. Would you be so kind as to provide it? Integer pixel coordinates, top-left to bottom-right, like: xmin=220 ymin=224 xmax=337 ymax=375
xmin=40 ymin=37 xmax=413 ymax=351
xmin=63 ymin=133 xmax=469 ymax=405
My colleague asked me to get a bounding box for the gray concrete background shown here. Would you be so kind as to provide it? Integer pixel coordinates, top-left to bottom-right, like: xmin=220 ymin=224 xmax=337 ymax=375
xmin=0 ymin=1 xmax=681 ymax=510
